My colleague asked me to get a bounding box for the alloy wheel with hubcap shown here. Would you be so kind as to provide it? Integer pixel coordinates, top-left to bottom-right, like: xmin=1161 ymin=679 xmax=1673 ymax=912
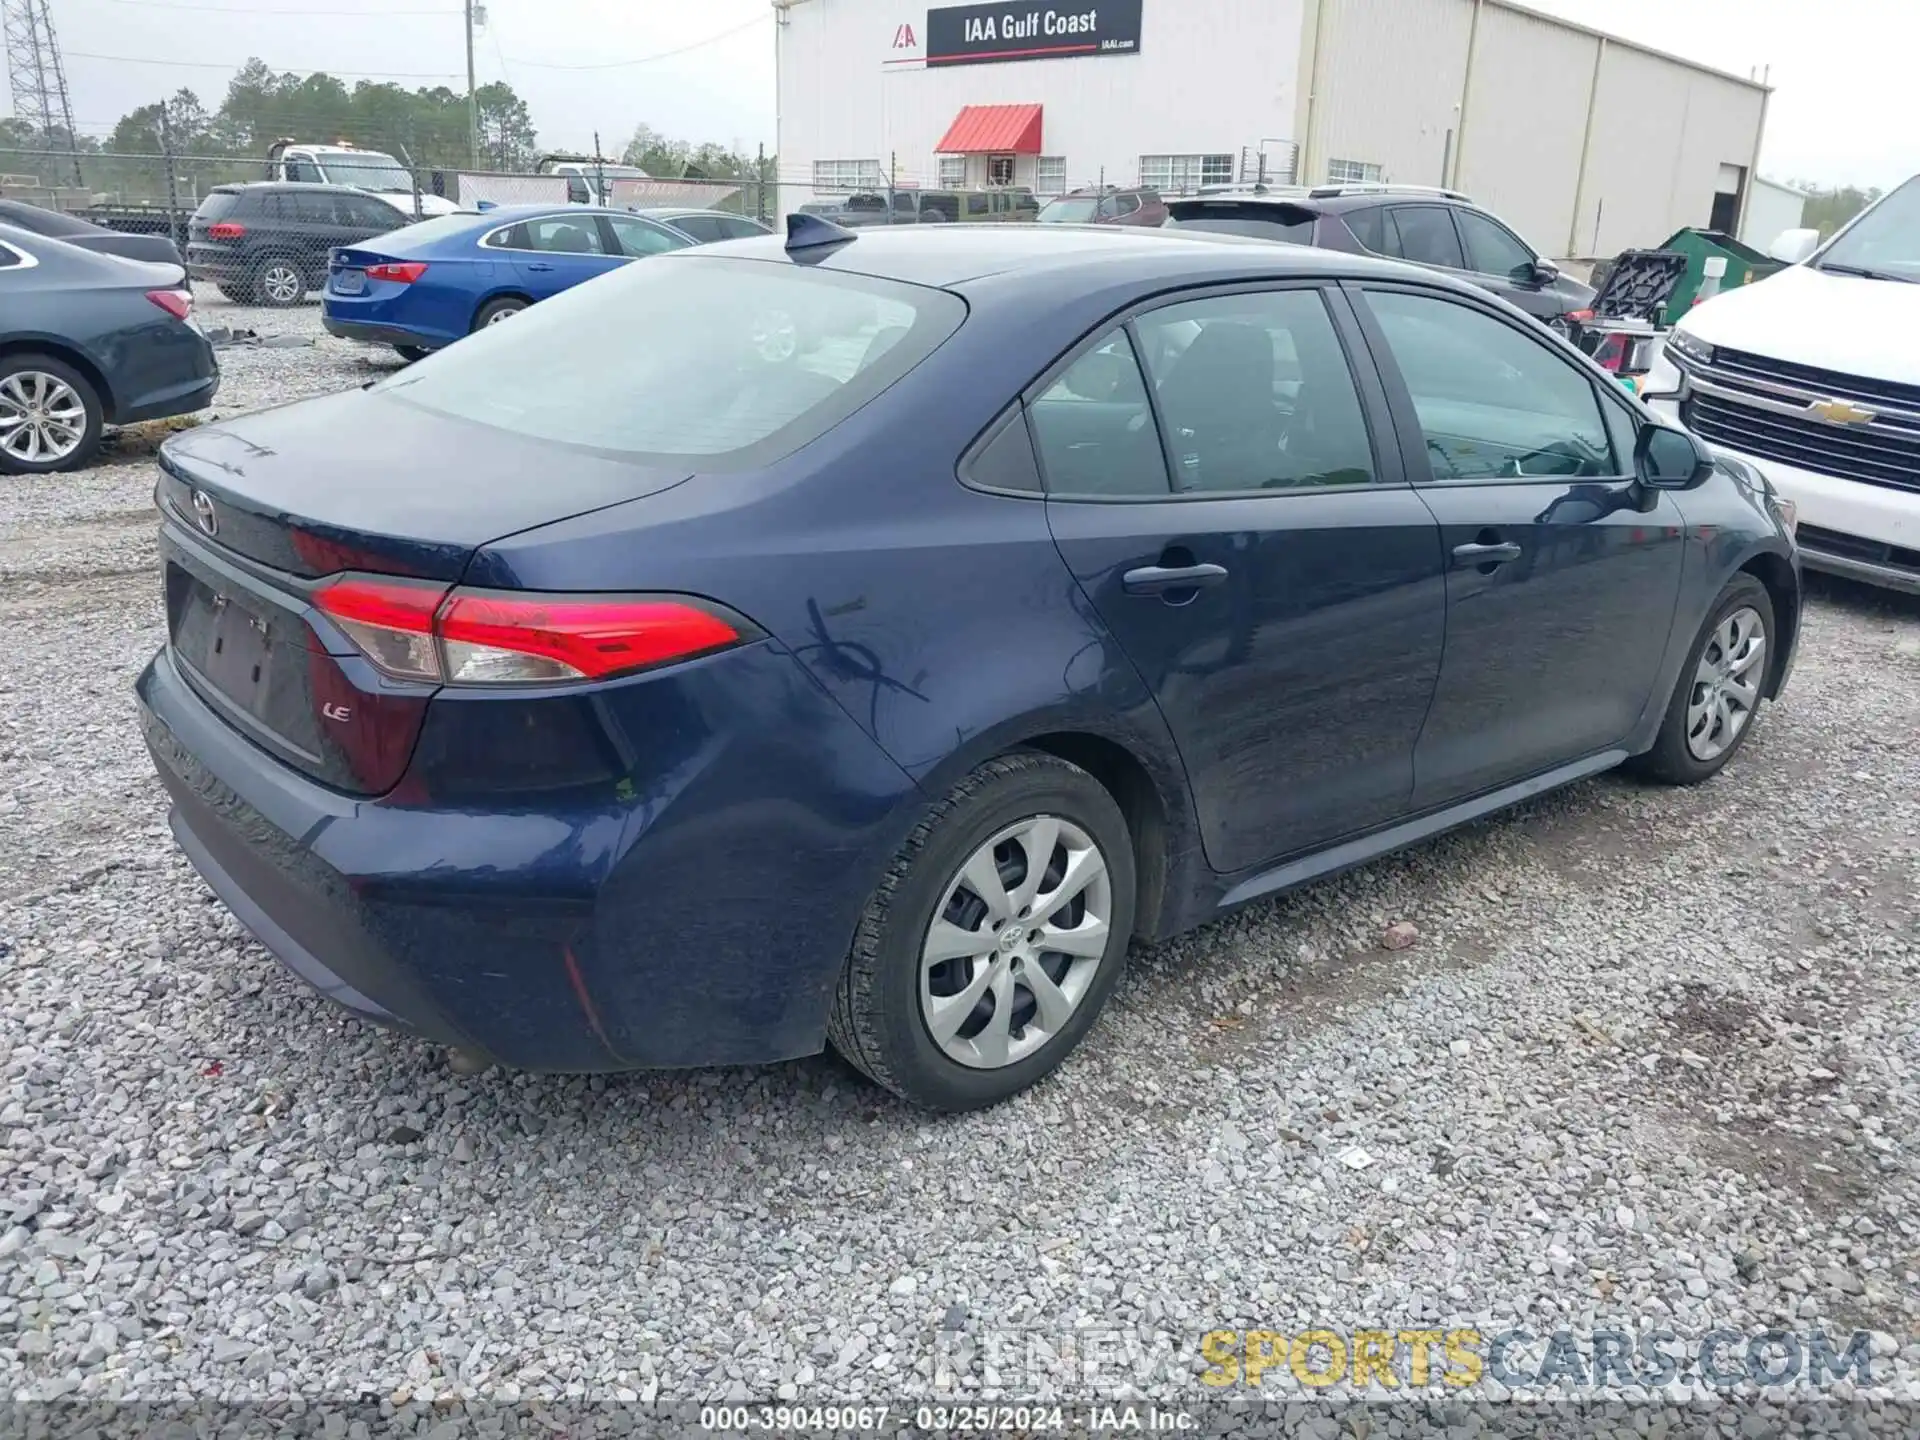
xmin=257 ymin=261 xmax=304 ymax=306
xmin=828 ymin=751 xmax=1136 ymax=1111
xmin=0 ymin=370 xmax=88 ymax=467
xmin=1686 ymin=606 xmax=1766 ymax=762
xmin=919 ymin=815 xmax=1112 ymax=1070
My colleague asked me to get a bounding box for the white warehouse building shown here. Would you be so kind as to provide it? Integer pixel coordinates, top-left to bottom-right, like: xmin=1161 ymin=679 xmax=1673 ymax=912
xmin=774 ymin=0 xmax=1771 ymax=260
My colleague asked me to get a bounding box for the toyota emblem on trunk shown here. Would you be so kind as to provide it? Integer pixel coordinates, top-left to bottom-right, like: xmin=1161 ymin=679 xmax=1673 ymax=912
xmin=190 ymin=489 xmax=218 ymax=537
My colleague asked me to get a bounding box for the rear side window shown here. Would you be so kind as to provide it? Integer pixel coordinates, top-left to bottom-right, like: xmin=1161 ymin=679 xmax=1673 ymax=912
xmin=1344 ymin=205 xmax=1388 ymax=253
xmin=1389 ymin=206 xmax=1465 ymax=268
xmin=524 ymin=215 xmax=605 ymax=254
xmin=719 ymin=217 xmax=768 ymax=239
xmin=662 ymin=214 xmax=725 ymax=244
xmin=193 ymin=191 xmax=242 ymax=222
xmin=1134 ymin=289 xmax=1375 ymax=492
xmin=1166 ymin=202 xmax=1316 ymax=244
xmin=291 ymin=192 xmax=340 ymax=224
xmin=1028 ymin=333 xmax=1169 ymax=498
xmin=380 ymin=256 xmax=965 ymax=468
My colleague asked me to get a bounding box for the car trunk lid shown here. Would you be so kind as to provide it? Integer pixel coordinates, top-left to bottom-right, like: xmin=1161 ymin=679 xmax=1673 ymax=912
xmin=155 ymin=388 xmax=694 ymax=793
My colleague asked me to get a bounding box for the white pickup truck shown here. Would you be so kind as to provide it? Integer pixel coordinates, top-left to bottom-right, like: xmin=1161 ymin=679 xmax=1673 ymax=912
xmin=266 ymin=140 xmax=460 ymax=218
xmin=1645 ymin=176 xmax=1920 ymax=593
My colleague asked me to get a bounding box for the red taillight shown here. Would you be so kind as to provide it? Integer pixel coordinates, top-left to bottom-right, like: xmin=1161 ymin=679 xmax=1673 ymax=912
xmin=147 ymin=288 xmax=192 ymax=321
xmin=365 ymin=261 xmax=428 ymax=284
xmin=207 ymin=222 xmax=246 ymax=240
xmin=312 ymin=576 xmax=749 ymax=686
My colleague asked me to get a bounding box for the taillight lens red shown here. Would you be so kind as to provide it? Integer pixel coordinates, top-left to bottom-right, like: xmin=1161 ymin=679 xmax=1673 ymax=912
xmin=365 ymin=261 xmax=428 ymax=283
xmin=147 ymin=288 xmax=193 ymax=321
xmin=207 ymin=222 xmax=246 ymax=239
xmin=312 ymin=576 xmax=750 ymax=686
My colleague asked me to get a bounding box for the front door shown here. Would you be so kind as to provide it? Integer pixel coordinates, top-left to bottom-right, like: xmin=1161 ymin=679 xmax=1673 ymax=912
xmin=1352 ymin=282 xmax=1687 ymax=807
xmin=1033 ymin=284 xmax=1447 ymax=875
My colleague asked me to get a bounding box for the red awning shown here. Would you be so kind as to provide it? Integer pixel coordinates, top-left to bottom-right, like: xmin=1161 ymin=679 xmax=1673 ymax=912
xmin=935 ymin=104 xmax=1043 ymax=155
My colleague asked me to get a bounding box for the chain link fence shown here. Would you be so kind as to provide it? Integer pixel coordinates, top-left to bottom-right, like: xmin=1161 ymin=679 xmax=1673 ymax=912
xmin=0 ymin=146 xmax=784 ymax=244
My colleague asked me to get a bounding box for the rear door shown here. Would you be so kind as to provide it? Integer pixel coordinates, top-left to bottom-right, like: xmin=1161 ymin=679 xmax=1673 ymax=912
xmin=1036 ymin=283 xmax=1447 ymax=874
xmin=503 ymin=213 xmax=625 ymax=297
xmin=1350 ymin=282 xmax=1685 ymax=805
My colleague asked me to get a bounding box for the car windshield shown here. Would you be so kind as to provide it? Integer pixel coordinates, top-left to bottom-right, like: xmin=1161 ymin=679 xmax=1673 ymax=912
xmin=318 ymin=154 xmax=413 ymax=193
xmin=1816 ymin=176 xmax=1920 ymax=282
xmin=377 ymin=255 xmax=966 ymax=468
xmin=1039 ymin=197 xmax=1100 ymax=223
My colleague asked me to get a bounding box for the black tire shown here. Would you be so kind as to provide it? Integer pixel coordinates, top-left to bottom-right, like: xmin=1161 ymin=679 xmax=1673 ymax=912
xmin=827 ymin=752 xmax=1136 ymax=1111
xmin=251 ymin=255 xmax=305 ymax=307
xmin=472 ymin=296 xmax=527 ymax=331
xmin=393 ymin=345 xmax=432 ymax=363
xmin=0 ymin=353 xmax=105 ymax=475
xmin=1632 ymin=573 xmax=1775 ymax=785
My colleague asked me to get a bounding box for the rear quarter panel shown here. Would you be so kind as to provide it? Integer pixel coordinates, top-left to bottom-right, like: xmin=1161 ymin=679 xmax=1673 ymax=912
xmin=467 ymin=262 xmax=1218 ymax=937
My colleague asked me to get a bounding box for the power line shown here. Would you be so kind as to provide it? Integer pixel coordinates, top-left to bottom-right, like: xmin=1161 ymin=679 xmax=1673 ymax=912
xmin=90 ymin=0 xmax=458 ymax=12
xmin=64 ymin=49 xmax=465 ymax=77
xmin=501 ymin=13 xmax=766 ymax=70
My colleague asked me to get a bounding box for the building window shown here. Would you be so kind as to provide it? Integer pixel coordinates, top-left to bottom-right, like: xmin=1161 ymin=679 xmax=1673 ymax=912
xmin=813 ymin=159 xmax=884 ymax=193
xmin=987 ymin=154 xmax=1016 ymax=187
xmin=1036 ymin=156 xmax=1066 ymax=195
xmin=937 ymin=155 xmax=966 ymax=188
xmin=1138 ymin=153 xmax=1235 ymax=195
xmin=1326 ymin=158 xmax=1383 ymax=185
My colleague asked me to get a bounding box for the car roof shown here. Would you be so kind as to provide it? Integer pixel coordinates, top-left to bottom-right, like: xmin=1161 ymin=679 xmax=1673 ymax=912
xmin=214 ymin=180 xmax=401 ymax=194
xmin=686 ymin=221 xmax=1464 ymax=291
xmin=1172 ymin=188 xmax=1475 ymax=215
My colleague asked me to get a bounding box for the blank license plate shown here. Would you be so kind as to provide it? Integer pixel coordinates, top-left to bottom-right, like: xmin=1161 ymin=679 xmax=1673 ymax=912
xmin=333 ymin=269 xmax=366 ymax=295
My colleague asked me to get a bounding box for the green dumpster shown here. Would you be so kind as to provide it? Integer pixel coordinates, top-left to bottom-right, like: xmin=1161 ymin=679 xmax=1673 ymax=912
xmin=1658 ymin=228 xmax=1783 ymax=315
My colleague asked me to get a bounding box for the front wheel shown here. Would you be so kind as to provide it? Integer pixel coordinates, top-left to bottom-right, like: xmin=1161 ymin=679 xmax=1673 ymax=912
xmin=0 ymin=355 xmax=104 ymax=474
xmin=827 ymin=752 xmax=1136 ymax=1111
xmin=393 ymin=344 xmax=432 ymax=363
xmin=1632 ymin=573 xmax=1775 ymax=784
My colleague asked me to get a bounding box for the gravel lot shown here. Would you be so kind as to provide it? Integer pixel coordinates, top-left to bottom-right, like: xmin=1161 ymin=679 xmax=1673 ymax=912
xmin=2 ymin=295 xmax=1918 ymax=1417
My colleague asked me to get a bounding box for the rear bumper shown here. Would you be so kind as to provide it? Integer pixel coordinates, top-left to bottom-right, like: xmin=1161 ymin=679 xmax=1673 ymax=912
xmin=321 ymin=315 xmax=441 ymax=350
xmin=118 ymin=370 xmax=219 ymax=426
xmin=136 ymin=638 xmax=919 ymax=1072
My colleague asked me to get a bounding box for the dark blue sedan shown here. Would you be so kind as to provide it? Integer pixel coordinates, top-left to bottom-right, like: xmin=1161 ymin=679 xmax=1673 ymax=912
xmin=320 ymin=204 xmax=770 ymax=359
xmin=138 ymin=219 xmax=1799 ymax=1110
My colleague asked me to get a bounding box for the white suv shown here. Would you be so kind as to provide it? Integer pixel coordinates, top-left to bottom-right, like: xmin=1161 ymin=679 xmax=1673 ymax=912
xmin=1644 ymin=176 xmax=1920 ymax=592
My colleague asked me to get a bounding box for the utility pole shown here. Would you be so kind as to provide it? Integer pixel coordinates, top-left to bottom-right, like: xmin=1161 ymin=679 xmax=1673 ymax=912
xmin=464 ymin=0 xmax=479 ymax=168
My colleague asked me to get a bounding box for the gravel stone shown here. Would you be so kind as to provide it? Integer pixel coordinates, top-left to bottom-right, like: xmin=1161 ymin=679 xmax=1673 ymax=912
xmin=1 ymin=293 xmax=1917 ymax=1406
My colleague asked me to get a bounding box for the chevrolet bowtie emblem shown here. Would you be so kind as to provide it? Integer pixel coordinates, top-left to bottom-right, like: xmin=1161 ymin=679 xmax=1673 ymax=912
xmin=1808 ymin=397 xmax=1877 ymax=425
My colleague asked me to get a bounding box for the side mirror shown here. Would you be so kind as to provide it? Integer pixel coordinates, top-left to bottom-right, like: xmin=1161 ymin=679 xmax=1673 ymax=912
xmin=1529 ymin=258 xmax=1560 ymax=285
xmin=1768 ymin=228 xmax=1819 ymax=264
xmin=1636 ymin=423 xmax=1714 ymax=490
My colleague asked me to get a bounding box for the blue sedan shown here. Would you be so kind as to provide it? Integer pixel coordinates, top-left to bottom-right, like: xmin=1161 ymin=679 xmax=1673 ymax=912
xmin=319 ymin=204 xmax=769 ymax=359
xmin=139 ymin=219 xmax=1799 ymax=1110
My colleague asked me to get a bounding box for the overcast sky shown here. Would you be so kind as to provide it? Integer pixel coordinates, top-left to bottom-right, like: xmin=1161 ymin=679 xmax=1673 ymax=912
xmin=32 ymin=0 xmax=1913 ymax=190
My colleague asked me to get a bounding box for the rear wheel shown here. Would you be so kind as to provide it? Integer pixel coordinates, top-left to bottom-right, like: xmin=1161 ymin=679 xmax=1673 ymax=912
xmin=827 ymin=752 xmax=1135 ymax=1111
xmin=393 ymin=345 xmax=432 ymax=363
xmin=472 ymin=296 xmax=527 ymax=331
xmin=0 ymin=355 xmax=104 ymax=474
xmin=252 ymin=257 xmax=305 ymax=307
xmin=1632 ymin=573 xmax=1775 ymax=784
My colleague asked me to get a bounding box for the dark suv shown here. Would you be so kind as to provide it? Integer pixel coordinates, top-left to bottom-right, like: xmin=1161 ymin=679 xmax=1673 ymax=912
xmin=1038 ymin=186 xmax=1168 ymax=227
xmin=1165 ymin=184 xmax=1595 ymax=331
xmin=187 ymin=183 xmax=410 ymax=307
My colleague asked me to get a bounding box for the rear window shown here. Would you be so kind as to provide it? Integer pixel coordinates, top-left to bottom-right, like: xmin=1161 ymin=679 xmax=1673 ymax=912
xmin=1165 ymin=202 xmax=1317 ymax=244
xmin=365 ymin=212 xmax=485 ymax=250
xmin=193 ymin=191 xmax=243 ymax=222
xmin=378 ymin=255 xmax=966 ymax=468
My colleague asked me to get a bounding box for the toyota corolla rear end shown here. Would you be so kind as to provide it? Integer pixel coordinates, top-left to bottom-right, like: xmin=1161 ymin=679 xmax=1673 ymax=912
xmin=137 ymin=250 xmax=960 ymax=1070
